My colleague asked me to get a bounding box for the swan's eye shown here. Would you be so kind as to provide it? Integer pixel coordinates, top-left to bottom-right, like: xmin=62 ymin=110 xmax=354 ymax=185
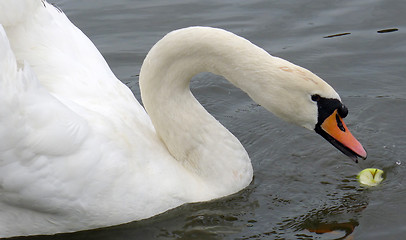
xmin=311 ymin=94 xmax=321 ymax=102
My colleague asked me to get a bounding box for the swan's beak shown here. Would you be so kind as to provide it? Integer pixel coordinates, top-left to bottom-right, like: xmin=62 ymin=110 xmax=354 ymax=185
xmin=316 ymin=109 xmax=367 ymax=162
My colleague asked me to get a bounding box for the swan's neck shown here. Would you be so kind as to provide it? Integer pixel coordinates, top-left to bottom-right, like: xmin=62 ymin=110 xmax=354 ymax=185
xmin=140 ymin=27 xmax=296 ymax=195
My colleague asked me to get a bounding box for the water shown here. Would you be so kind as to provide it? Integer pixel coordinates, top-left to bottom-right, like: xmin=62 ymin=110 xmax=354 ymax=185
xmin=15 ymin=0 xmax=406 ymax=239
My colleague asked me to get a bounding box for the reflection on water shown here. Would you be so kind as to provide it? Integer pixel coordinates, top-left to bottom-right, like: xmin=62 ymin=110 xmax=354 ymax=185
xmin=305 ymin=221 xmax=358 ymax=240
xmin=240 ymin=188 xmax=368 ymax=240
xmin=295 ymin=192 xmax=366 ymax=240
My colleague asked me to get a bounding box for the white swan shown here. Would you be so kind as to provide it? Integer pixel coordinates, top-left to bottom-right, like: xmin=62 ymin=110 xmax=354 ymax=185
xmin=0 ymin=0 xmax=367 ymax=238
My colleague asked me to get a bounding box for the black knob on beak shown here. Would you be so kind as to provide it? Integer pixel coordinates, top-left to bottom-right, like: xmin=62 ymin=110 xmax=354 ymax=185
xmin=338 ymin=104 xmax=348 ymax=118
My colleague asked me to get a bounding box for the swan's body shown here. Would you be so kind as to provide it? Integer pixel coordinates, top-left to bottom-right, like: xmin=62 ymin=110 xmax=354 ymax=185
xmin=0 ymin=1 xmax=366 ymax=238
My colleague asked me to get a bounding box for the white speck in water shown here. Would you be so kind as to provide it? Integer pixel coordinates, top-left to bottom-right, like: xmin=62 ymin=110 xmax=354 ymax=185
xmin=396 ymin=160 xmax=401 ymax=166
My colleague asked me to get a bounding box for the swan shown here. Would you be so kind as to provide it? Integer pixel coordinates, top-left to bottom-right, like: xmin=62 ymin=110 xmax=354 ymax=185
xmin=0 ymin=0 xmax=367 ymax=238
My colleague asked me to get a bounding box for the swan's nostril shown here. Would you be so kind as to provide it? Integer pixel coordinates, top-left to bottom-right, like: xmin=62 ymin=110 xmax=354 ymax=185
xmin=336 ymin=114 xmax=346 ymax=132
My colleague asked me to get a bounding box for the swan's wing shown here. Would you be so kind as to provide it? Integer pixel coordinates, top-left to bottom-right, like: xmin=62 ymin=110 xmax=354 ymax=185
xmin=0 ymin=0 xmax=154 ymax=165
xmin=0 ymin=25 xmax=89 ymax=164
xmin=1 ymin=0 xmax=152 ymax=130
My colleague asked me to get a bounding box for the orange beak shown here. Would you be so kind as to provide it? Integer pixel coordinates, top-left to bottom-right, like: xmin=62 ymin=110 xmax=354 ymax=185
xmin=319 ymin=109 xmax=367 ymax=162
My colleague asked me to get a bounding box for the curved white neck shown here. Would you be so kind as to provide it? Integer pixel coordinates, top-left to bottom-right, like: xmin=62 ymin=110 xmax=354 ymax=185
xmin=139 ymin=27 xmax=302 ymax=194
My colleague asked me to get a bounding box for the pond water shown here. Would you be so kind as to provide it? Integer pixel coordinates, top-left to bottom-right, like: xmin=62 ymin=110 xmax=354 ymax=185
xmin=16 ymin=0 xmax=406 ymax=239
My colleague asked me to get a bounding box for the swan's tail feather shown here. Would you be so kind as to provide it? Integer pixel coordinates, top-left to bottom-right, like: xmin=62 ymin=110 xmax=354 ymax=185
xmin=0 ymin=0 xmax=45 ymax=27
xmin=0 ymin=24 xmax=33 ymax=155
xmin=0 ymin=24 xmax=14 ymax=66
xmin=0 ymin=24 xmax=19 ymax=91
xmin=0 ymin=25 xmax=38 ymax=96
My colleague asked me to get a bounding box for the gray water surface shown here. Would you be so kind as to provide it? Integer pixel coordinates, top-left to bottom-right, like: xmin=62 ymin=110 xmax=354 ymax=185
xmin=17 ymin=0 xmax=406 ymax=239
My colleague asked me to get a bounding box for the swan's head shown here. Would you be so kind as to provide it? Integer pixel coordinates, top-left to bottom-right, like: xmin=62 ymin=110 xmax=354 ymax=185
xmin=244 ymin=57 xmax=367 ymax=162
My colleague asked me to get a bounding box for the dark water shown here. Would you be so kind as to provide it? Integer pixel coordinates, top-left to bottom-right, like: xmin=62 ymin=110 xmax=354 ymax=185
xmin=16 ymin=0 xmax=406 ymax=239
